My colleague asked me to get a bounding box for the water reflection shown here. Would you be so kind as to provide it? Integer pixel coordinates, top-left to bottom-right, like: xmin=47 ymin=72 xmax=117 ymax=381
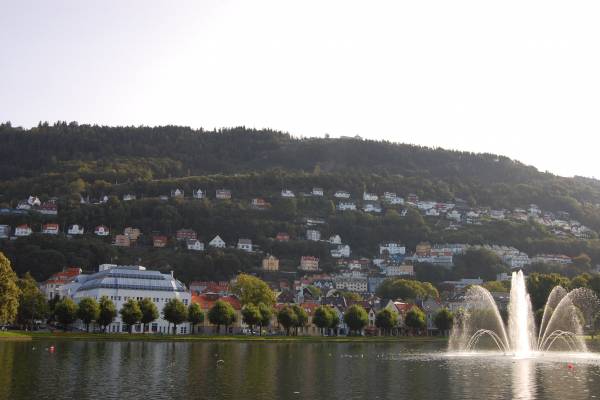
xmin=512 ymin=358 xmax=535 ymax=400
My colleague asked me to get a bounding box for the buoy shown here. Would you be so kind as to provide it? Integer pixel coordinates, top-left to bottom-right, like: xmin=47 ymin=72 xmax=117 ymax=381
xmin=49 ymin=346 xmax=55 ymax=353
xmin=568 ymin=363 xmax=574 ymax=369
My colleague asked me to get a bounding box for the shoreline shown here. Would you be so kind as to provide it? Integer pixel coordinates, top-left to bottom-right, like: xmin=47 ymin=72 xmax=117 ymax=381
xmin=0 ymin=331 xmax=448 ymax=343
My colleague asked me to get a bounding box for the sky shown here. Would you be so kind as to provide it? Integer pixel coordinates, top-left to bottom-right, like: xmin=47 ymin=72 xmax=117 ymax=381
xmin=1 ymin=0 xmax=599 ymax=178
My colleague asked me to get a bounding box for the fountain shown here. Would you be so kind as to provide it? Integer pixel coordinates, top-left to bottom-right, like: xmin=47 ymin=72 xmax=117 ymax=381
xmin=449 ymin=270 xmax=599 ymax=354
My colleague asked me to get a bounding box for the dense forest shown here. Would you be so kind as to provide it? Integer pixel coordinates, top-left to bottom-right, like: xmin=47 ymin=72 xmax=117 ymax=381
xmin=1 ymin=121 xmax=600 ymax=282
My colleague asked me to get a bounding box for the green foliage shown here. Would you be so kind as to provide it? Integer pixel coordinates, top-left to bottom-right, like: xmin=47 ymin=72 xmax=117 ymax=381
xmin=453 ymin=249 xmax=508 ymax=281
xmin=377 ymin=279 xmax=439 ymax=301
xmin=312 ymin=306 xmax=334 ymax=333
xmin=208 ymin=300 xmax=236 ymax=334
xmin=97 ymin=296 xmax=117 ymax=331
xmin=76 ymin=297 xmax=100 ymax=332
xmin=139 ymin=298 xmax=159 ymax=331
xmin=54 ymin=297 xmax=78 ymax=328
xmin=276 ymin=306 xmax=297 ymax=335
xmin=16 ymin=272 xmax=48 ymax=328
xmin=291 ymin=305 xmax=309 ymax=332
xmin=231 ymin=274 xmax=276 ymax=307
xmin=241 ymin=304 xmax=262 ymax=332
xmin=526 ymin=273 xmax=572 ymax=311
xmin=0 ymin=252 xmax=20 ymax=325
xmin=433 ymin=308 xmax=454 ymax=334
xmin=405 ymin=306 xmax=427 ymax=333
xmin=482 ymin=280 xmax=509 ymax=293
xmin=162 ymin=298 xmax=188 ymax=333
xmin=119 ymin=299 xmax=142 ymax=333
xmin=343 ymin=305 xmax=368 ymax=334
xmin=375 ymin=308 xmax=398 ymax=334
xmin=258 ymin=303 xmax=272 ymax=332
xmin=187 ymin=303 xmax=204 ymax=333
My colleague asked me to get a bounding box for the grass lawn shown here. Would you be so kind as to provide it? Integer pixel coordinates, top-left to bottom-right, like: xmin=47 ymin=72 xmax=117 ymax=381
xmin=0 ymin=331 xmax=33 ymax=341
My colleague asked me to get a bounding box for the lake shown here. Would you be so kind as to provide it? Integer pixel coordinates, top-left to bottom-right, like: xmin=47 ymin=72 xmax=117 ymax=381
xmin=2 ymin=339 xmax=600 ymax=399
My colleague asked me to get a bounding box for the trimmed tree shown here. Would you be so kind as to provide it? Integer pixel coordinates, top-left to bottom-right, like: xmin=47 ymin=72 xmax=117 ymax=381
xmin=120 ymin=299 xmax=142 ymax=334
xmin=98 ymin=296 xmax=117 ymax=332
xmin=277 ymin=306 xmax=297 ymax=336
xmin=187 ymin=303 xmax=204 ymax=334
xmin=139 ymin=298 xmax=159 ymax=333
xmin=54 ymin=298 xmax=79 ymax=330
xmin=434 ymin=308 xmax=454 ymax=336
xmin=313 ymin=306 xmax=333 ymax=335
xmin=77 ymin=297 xmax=100 ymax=332
xmin=375 ymin=309 xmax=398 ymax=336
xmin=258 ymin=303 xmax=272 ymax=335
xmin=163 ymin=298 xmax=188 ymax=335
xmin=344 ymin=305 xmax=368 ymax=335
xmin=208 ymin=300 xmax=236 ymax=334
xmin=405 ymin=306 xmax=427 ymax=335
xmin=16 ymin=272 xmax=48 ymax=329
xmin=0 ymin=252 xmax=20 ymax=325
xmin=242 ymin=304 xmax=262 ymax=334
xmin=329 ymin=310 xmax=340 ymax=335
xmin=231 ymin=274 xmax=276 ymax=307
xmin=291 ymin=305 xmax=308 ymax=335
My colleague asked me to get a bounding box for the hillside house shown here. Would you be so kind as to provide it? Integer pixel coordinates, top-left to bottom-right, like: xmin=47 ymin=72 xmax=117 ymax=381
xmin=16 ymin=200 xmax=31 ymax=210
xmin=334 ymin=190 xmax=351 ymax=199
xmin=209 ymin=235 xmax=226 ymax=248
xmin=328 ymin=234 xmax=342 ymax=244
xmin=363 ymin=203 xmax=382 ymax=213
xmin=15 ymin=224 xmax=32 ymax=237
xmin=276 ymin=232 xmax=290 ymax=241
xmin=114 ymin=234 xmax=131 ymax=247
xmin=337 ymin=202 xmax=356 ymax=211
xmin=446 ymin=210 xmax=461 ymax=222
xmin=312 ymin=187 xmax=324 ymax=197
xmin=490 ymin=210 xmax=506 ymax=220
xmin=39 ymin=267 xmax=82 ymax=300
xmin=426 ymin=208 xmax=440 ymax=217
xmin=379 ymin=242 xmax=406 ymax=256
xmin=0 ymin=225 xmax=10 ymax=238
xmin=215 ymin=189 xmax=232 ymax=200
xmin=415 ymin=242 xmax=432 ymax=257
xmin=42 ymin=223 xmax=59 ymax=235
xmin=123 ymin=194 xmax=136 ymax=201
xmin=363 ymin=192 xmax=378 ymax=201
xmin=187 ymin=239 xmax=205 ymax=251
xmin=262 ymin=255 xmax=280 ymax=271
xmin=306 ymin=229 xmax=321 ymax=241
xmin=407 ymin=193 xmax=418 ymax=204
xmin=94 ymin=225 xmax=110 ymax=236
xmin=237 ymin=238 xmax=253 ymax=252
xmin=39 ymin=202 xmax=58 ymax=215
xmin=281 ymin=189 xmax=295 ymax=198
xmin=153 ymin=236 xmax=168 ymax=248
xmin=251 ymin=198 xmax=270 ymax=209
xmin=124 ymin=227 xmax=141 ymax=241
xmin=383 ymin=264 xmax=414 ymax=277
xmin=193 ymin=189 xmax=205 ymax=199
xmin=331 ymin=245 xmax=351 ymax=258
xmin=299 ymin=256 xmax=320 ymax=271
xmin=176 ymin=229 xmax=197 ymax=241
xmin=67 ymin=224 xmax=84 ymax=235
xmin=170 ymin=188 xmax=184 ymax=198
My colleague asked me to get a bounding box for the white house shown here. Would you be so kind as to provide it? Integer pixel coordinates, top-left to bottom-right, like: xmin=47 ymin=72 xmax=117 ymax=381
xmin=334 ymin=190 xmax=351 ymax=199
xmin=42 ymin=223 xmax=59 ymax=235
xmin=379 ymin=242 xmax=406 ymax=256
xmin=363 ymin=192 xmax=378 ymax=201
xmin=14 ymin=225 xmax=32 ymax=237
xmin=0 ymin=225 xmax=10 ymax=238
xmin=237 ymin=238 xmax=253 ymax=252
xmin=490 ymin=210 xmax=506 ymax=220
xmin=72 ymin=265 xmax=191 ymax=334
xmin=171 ymin=188 xmax=184 ymax=198
xmin=337 ymin=202 xmax=357 ymax=211
xmin=123 ymin=194 xmax=136 ymax=201
xmin=383 ymin=264 xmax=414 ymax=277
xmin=193 ymin=189 xmax=205 ymax=199
xmin=426 ymin=208 xmax=440 ymax=217
xmin=28 ymin=196 xmax=41 ymax=207
xmin=312 ymin=187 xmax=324 ymax=197
xmin=216 ymin=189 xmax=232 ymax=200
xmin=67 ymin=224 xmax=84 ymax=235
xmin=388 ymin=197 xmax=405 ymax=205
xmin=447 ymin=210 xmax=461 ymax=222
xmin=306 ymin=229 xmax=321 ymax=241
xmin=363 ymin=203 xmax=382 ymax=213
xmin=281 ymin=189 xmax=295 ymax=198
xmin=94 ymin=225 xmax=110 ymax=236
xmin=186 ymin=239 xmax=205 ymax=251
xmin=209 ymin=235 xmax=226 ymax=248
xmin=328 ymin=234 xmax=342 ymax=244
xmin=331 ymin=245 xmax=351 ymax=258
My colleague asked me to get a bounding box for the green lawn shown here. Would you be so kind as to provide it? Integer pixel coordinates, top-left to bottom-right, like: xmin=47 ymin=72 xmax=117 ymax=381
xmin=0 ymin=331 xmax=33 ymax=341
xmin=3 ymin=331 xmax=449 ymax=343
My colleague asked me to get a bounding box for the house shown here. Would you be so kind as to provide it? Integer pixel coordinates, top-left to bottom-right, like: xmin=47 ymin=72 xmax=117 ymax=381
xmin=94 ymin=225 xmax=110 ymax=236
xmin=490 ymin=210 xmax=506 ymax=220
xmin=388 ymin=197 xmax=405 ymax=205
xmin=191 ymin=293 xmax=242 ymax=334
xmin=67 ymin=224 xmax=84 ymax=235
xmin=281 ymin=189 xmax=295 ymax=198
xmin=42 ymin=223 xmax=59 ymax=235
xmin=187 ymin=239 xmax=205 ymax=251
xmin=383 ymin=192 xmax=397 ymax=201
xmin=275 ymin=232 xmax=290 ymax=241
xmin=153 ymin=236 xmax=168 ymax=248
xmin=123 ymin=194 xmax=136 ymax=201
xmin=189 ymin=281 xmax=231 ymax=296
xmin=38 ymin=202 xmax=58 ymax=215
xmin=169 ymin=188 xmax=184 ymax=198
xmin=383 ymin=263 xmax=414 ymax=277
xmin=237 ymin=238 xmax=253 ymax=252
xmin=124 ymin=227 xmax=141 ymax=241
xmin=328 ymin=234 xmax=342 ymax=244
xmin=0 ymin=225 xmax=10 ymax=238
xmin=446 ymin=210 xmax=461 ymax=222
xmin=192 ymin=189 xmax=205 ymax=199
xmin=337 ymin=202 xmax=357 ymax=211
xmin=363 ymin=203 xmax=382 ymax=213
xmin=215 ymin=189 xmax=232 ymax=200
xmin=331 ymin=245 xmax=351 ymax=258
xmin=28 ymin=196 xmax=42 ymax=207
xmin=16 ymin=200 xmax=32 ymax=210
xmin=250 ymin=198 xmax=270 ymax=209
xmin=415 ymin=242 xmax=432 ymax=257
xmin=379 ymin=242 xmax=406 ymax=256
xmin=426 ymin=208 xmax=440 ymax=217
xmin=530 ymin=254 xmax=572 ymax=265
xmin=312 ymin=187 xmax=324 ymax=197
xmin=334 ymin=190 xmax=351 ymax=199
xmin=262 ymin=255 xmax=279 ymax=271
xmin=407 ymin=193 xmax=418 ymax=204
xmin=363 ymin=192 xmax=378 ymax=201
xmin=306 ymin=229 xmax=321 ymax=241
xmin=333 ymin=274 xmax=368 ymax=293
xmin=14 ymin=224 xmax=32 ymax=237
xmin=209 ymin=235 xmax=226 ymax=248
xmin=114 ymin=234 xmax=131 ymax=247
xmin=299 ymin=256 xmax=320 ymax=271
xmin=39 ymin=267 xmax=82 ymax=300
xmin=528 ymin=204 xmax=542 ymax=217
xmin=176 ymin=229 xmax=197 ymax=241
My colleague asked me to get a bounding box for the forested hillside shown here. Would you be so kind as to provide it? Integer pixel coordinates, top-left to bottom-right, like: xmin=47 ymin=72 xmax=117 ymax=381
xmin=1 ymin=121 xmax=600 ymax=282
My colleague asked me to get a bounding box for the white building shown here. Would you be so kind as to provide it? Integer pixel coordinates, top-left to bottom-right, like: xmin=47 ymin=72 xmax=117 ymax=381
xmin=237 ymin=238 xmax=253 ymax=252
xmin=334 ymin=190 xmax=351 ymax=199
xmin=333 ymin=274 xmax=368 ymax=293
xmin=192 ymin=189 xmax=205 ymax=199
xmin=123 ymin=194 xmax=136 ymax=201
xmin=312 ymin=187 xmax=324 ymax=197
xmin=72 ymin=265 xmax=191 ymax=334
xmin=187 ymin=239 xmax=205 ymax=251
xmin=281 ymin=189 xmax=295 ymax=198
xmin=383 ymin=264 xmax=415 ymax=277
xmin=328 ymin=234 xmax=342 ymax=244
xmin=306 ymin=229 xmax=321 ymax=241
xmin=0 ymin=225 xmax=10 ymax=239
xmin=67 ymin=224 xmax=84 ymax=235
xmin=331 ymin=245 xmax=351 ymax=258
xmin=94 ymin=225 xmax=110 ymax=236
xmin=337 ymin=202 xmax=357 ymax=211
xmin=171 ymin=188 xmax=184 ymax=198
xmin=446 ymin=210 xmax=461 ymax=222
xmin=14 ymin=225 xmax=32 ymax=237
xmin=379 ymin=242 xmax=406 ymax=256
xmin=209 ymin=235 xmax=226 ymax=248
xmin=363 ymin=203 xmax=382 ymax=213
xmin=363 ymin=192 xmax=378 ymax=201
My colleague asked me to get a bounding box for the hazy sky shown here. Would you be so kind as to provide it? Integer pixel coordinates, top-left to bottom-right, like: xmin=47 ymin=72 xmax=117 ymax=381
xmin=1 ymin=1 xmax=599 ymax=178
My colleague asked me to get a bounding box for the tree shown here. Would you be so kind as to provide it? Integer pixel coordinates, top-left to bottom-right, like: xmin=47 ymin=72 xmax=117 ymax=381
xmin=527 ymin=273 xmax=572 ymax=310
xmin=16 ymin=272 xmax=48 ymax=329
xmin=139 ymin=298 xmax=159 ymax=333
xmin=405 ymin=307 xmax=426 ymax=335
xmin=482 ymin=281 xmax=508 ymax=293
xmin=163 ymin=298 xmax=188 ymax=335
xmin=377 ymin=279 xmax=439 ymax=301
xmin=329 ymin=310 xmax=340 ymax=335
xmin=344 ymin=305 xmax=368 ymax=335
xmin=433 ymin=308 xmax=454 ymax=336
xmin=119 ymin=299 xmax=142 ymax=333
xmin=291 ymin=305 xmax=308 ymax=335
xmin=77 ymin=297 xmax=100 ymax=332
xmin=242 ymin=304 xmax=262 ymax=334
xmin=54 ymin=298 xmax=78 ymax=329
xmin=453 ymin=249 xmax=508 ymax=281
xmin=97 ymin=296 xmax=117 ymax=332
xmin=277 ymin=306 xmax=297 ymax=336
xmin=187 ymin=303 xmax=204 ymax=334
xmin=231 ymin=274 xmax=276 ymax=307
xmin=313 ymin=306 xmax=333 ymax=335
xmin=208 ymin=300 xmax=236 ymax=334
xmin=0 ymin=252 xmax=20 ymax=325
xmin=258 ymin=303 xmax=272 ymax=335
xmin=375 ymin=309 xmax=397 ymax=335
